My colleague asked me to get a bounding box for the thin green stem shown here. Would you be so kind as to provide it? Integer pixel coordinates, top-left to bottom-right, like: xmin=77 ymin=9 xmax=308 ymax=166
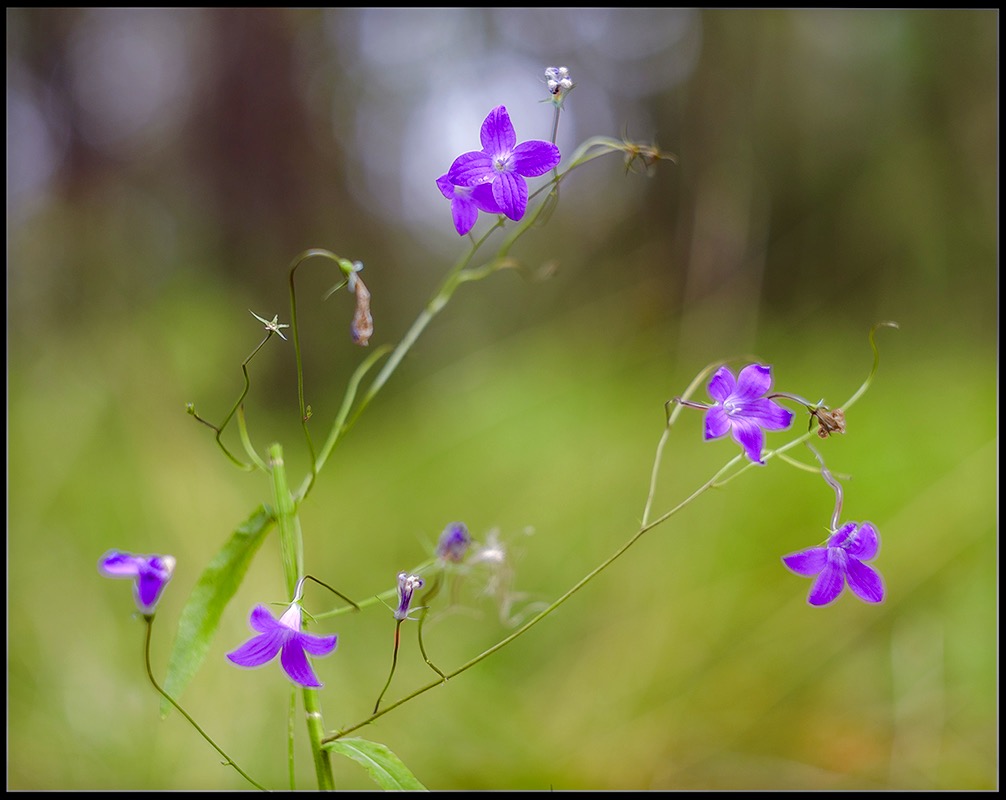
xmin=373 ymin=620 xmax=404 ymax=714
xmin=267 ymin=443 xmax=333 ymax=791
xmin=287 ymin=689 xmax=296 ymax=791
xmin=712 ymin=322 xmax=898 ymax=491
xmin=287 ymin=250 xmax=346 ymax=494
xmin=324 ymin=471 xmax=721 ymax=744
xmin=295 ymin=344 xmax=392 ymax=503
xmin=324 ymin=322 xmax=897 ymax=742
xmin=415 ymin=572 xmax=447 ymax=681
xmin=642 ymin=357 xmax=744 ymax=526
xmin=187 ymin=333 xmax=275 ymax=470
xmin=142 ymin=616 xmax=267 ymax=791
xmin=237 ymin=405 xmax=268 ymax=471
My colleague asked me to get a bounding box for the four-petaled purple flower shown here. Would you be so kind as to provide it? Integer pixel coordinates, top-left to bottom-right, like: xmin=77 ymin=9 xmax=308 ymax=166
xmin=703 ymin=364 xmax=794 ymax=464
xmin=226 ymin=603 xmax=338 ymax=688
xmin=436 ymin=521 xmax=472 ymax=564
xmin=446 ymin=105 xmax=561 ymax=223
xmin=436 ymin=175 xmax=503 ymax=236
xmin=782 ymin=522 xmax=885 ymax=607
xmin=394 ymin=572 xmax=425 ymax=621
xmin=99 ymin=550 xmax=176 ymax=615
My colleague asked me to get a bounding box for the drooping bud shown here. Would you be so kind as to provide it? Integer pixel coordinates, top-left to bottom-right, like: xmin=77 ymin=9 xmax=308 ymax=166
xmin=350 ymin=274 xmax=373 ymax=346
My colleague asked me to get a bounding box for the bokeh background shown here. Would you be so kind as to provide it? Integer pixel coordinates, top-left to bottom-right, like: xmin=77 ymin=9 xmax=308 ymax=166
xmin=7 ymin=8 xmax=997 ymax=791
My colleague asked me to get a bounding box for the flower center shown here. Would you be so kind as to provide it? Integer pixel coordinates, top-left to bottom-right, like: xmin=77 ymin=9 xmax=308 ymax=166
xmin=493 ymin=153 xmax=514 ymax=174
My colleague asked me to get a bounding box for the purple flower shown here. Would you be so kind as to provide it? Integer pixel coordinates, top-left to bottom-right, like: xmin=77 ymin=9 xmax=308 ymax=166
xmin=703 ymin=364 xmax=794 ymax=464
xmin=99 ymin=550 xmax=176 ymax=615
xmin=446 ymin=105 xmax=561 ymax=222
xmin=226 ymin=603 xmax=338 ymax=688
xmin=394 ymin=572 xmax=425 ymax=621
xmin=782 ymin=522 xmax=885 ymax=606
xmin=436 ymin=175 xmax=503 ymax=236
xmin=436 ymin=522 xmax=472 ymax=564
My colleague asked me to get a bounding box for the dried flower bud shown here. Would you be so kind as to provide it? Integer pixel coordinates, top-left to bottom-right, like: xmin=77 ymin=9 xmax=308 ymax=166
xmin=350 ymin=275 xmax=373 ymax=346
xmin=813 ymin=407 xmax=846 ymax=438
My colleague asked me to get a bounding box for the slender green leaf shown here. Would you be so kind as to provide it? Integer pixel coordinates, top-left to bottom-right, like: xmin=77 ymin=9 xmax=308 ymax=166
xmin=324 ymin=738 xmax=428 ymax=791
xmin=161 ymin=505 xmax=274 ymax=716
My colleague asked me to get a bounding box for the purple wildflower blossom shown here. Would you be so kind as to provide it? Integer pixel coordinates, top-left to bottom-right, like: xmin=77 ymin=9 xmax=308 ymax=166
xmin=436 ymin=522 xmax=472 ymax=564
xmin=703 ymin=364 xmax=794 ymax=464
xmin=446 ymin=105 xmax=560 ymax=222
xmin=99 ymin=550 xmax=176 ymax=615
xmin=394 ymin=572 xmax=425 ymax=621
xmin=226 ymin=603 xmax=337 ymax=688
xmin=436 ymin=174 xmax=503 ymax=236
xmin=782 ymin=522 xmax=885 ymax=606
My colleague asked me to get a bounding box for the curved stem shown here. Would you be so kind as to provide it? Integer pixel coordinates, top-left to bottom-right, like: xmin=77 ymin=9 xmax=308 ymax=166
xmin=373 ymin=620 xmax=404 ymax=714
xmin=142 ymin=616 xmax=267 ymax=791
xmin=287 ymin=250 xmax=347 ymax=496
xmin=187 ymin=334 xmax=274 ymax=470
xmin=415 ymin=572 xmax=447 ymax=680
xmin=324 ymin=470 xmax=721 ymax=744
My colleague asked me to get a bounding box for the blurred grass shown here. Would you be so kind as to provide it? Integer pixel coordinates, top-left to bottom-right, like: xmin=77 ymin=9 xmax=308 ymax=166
xmin=7 ymin=267 xmax=996 ymax=790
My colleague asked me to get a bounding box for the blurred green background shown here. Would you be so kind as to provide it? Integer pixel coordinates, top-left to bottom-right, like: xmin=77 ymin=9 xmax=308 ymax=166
xmin=7 ymin=8 xmax=997 ymax=791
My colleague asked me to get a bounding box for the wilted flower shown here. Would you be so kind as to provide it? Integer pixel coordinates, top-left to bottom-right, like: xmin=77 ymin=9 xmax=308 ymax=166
xmin=782 ymin=522 xmax=885 ymax=607
xmin=99 ymin=550 xmax=176 ymax=615
xmin=349 ymin=273 xmax=373 ymax=346
xmin=226 ymin=603 xmax=338 ymax=688
xmin=446 ymin=105 xmax=561 ymax=222
xmin=701 ymin=364 xmax=795 ymax=464
xmin=436 ymin=175 xmax=503 ymax=236
xmin=436 ymin=522 xmax=472 ymax=564
xmin=249 ymin=310 xmax=290 ymax=341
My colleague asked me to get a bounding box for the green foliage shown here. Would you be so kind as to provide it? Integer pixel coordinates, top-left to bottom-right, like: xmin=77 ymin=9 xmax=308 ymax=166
xmin=161 ymin=506 xmax=274 ymax=716
xmin=324 ymin=738 xmax=428 ymax=791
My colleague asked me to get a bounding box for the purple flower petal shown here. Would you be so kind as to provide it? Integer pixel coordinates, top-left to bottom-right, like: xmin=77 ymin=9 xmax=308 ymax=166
xmin=807 ymin=557 xmax=845 ymax=606
xmin=451 ymin=196 xmax=478 ymax=236
xmin=512 ymin=140 xmax=561 ymax=177
xmin=447 ymin=151 xmax=494 ymax=187
xmin=481 ymin=105 xmax=516 ymax=154
xmin=99 ymin=550 xmax=175 ymax=614
xmin=729 ymin=417 xmax=766 ymax=464
xmin=299 ymin=631 xmax=338 ymax=657
xmin=442 ymin=105 xmax=560 ymax=232
xmin=845 ymin=559 xmax=885 ymax=603
xmin=470 ymin=183 xmax=502 ymax=214
xmin=435 ymin=174 xmax=455 ymax=199
xmin=707 ymin=366 xmax=735 ymax=402
xmin=226 ymin=603 xmax=337 ymax=688
xmin=226 ymin=630 xmax=285 ymax=668
xmin=782 ymin=546 xmax=828 ymax=576
xmin=734 ymin=364 xmax=773 ymax=400
xmin=826 ymin=522 xmax=859 ymax=549
xmin=784 ymin=521 xmax=886 ymax=607
xmin=249 ymin=603 xmax=284 ymax=633
xmin=135 ymin=561 xmax=171 ymax=611
xmin=492 ymin=171 xmax=528 ymax=220
xmin=280 ymin=641 xmax=323 ymax=688
xmin=742 ymin=398 xmax=796 ymax=431
xmin=700 ymin=363 xmax=794 ymax=463
xmin=843 ymin=521 xmax=880 ymax=561
xmin=703 ymin=406 xmax=731 ymax=440
xmin=99 ymin=551 xmax=142 ymax=577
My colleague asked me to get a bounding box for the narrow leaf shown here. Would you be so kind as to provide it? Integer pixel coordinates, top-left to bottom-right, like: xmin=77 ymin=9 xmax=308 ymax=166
xmin=160 ymin=505 xmax=274 ymax=716
xmin=324 ymin=738 xmax=428 ymax=791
